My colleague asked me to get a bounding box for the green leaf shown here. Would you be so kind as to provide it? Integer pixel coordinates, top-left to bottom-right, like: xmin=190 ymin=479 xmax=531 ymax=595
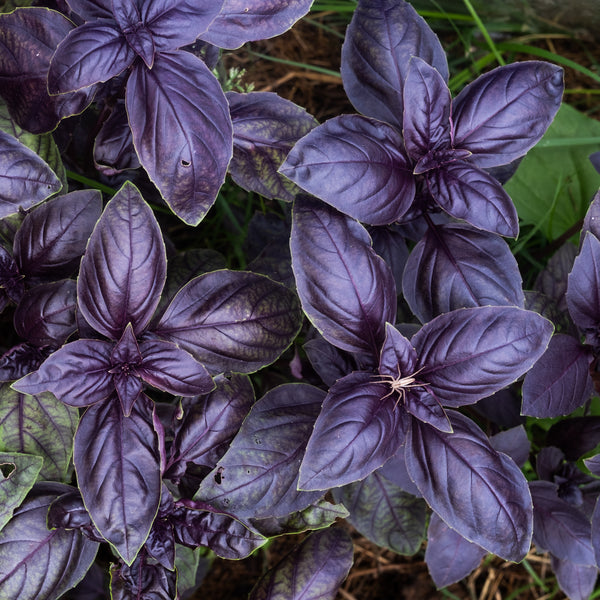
xmin=0 ymin=98 xmax=67 ymax=190
xmin=0 ymin=452 xmax=43 ymax=533
xmin=0 ymin=384 xmax=78 ymax=482
xmin=505 ymin=103 xmax=600 ymax=241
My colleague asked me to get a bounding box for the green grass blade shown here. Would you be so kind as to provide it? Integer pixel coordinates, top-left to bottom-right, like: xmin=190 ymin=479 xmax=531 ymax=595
xmin=461 ymin=0 xmax=505 ymax=66
xmin=245 ymin=50 xmax=341 ymax=79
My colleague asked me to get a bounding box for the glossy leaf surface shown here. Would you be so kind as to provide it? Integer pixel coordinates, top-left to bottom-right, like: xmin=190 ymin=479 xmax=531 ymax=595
xmin=291 ymin=197 xmax=396 ymax=357
xmin=281 ymin=115 xmax=414 ymax=225
xmin=127 ymin=51 xmax=232 ymax=225
xmin=452 ymin=61 xmax=564 ymax=168
xmin=0 ymin=384 xmax=78 ymax=482
xmin=299 ymin=372 xmax=407 ymax=491
xmin=0 ymin=482 xmax=98 ymax=600
xmin=154 ymin=269 xmax=301 ymax=374
xmin=74 ymin=395 xmax=161 ymax=564
xmin=414 ymin=306 xmax=553 ymax=407
xmin=332 ymin=471 xmax=426 ymax=555
xmin=406 ymin=411 xmax=533 ymax=561
xmin=195 ymin=383 xmax=324 ymax=519
xmin=340 ymin=0 xmax=448 ymax=129
xmin=77 ymin=181 xmax=166 ymax=340
xmin=403 ymin=223 xmax=525 ymax=323
xmin=248 ymin=527 xmax=354 ymax=600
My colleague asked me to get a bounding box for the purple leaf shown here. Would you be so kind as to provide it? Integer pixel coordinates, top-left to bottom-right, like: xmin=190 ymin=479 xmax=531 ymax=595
xmin=291 ymin=197 xmax=396 ymax=357
xmin=582 ymin=189 xmax=600 ymax=240
xmin=126 ymin=51 xmax=232 ymax=225
xmin=370 ymin=224 xmax=410 ymax=292
xmin=0 ymin=482 xmax=99 ymax=600
xmin=110 ymin=551 xmax=176 ymax=600
xmin=378 ymin=323 xmax=417 ymax=378
xmin=165 ymin=374 xmax=254 ymax=481
xmin=0 ymin=7 xmax=96 ymax=133
xmin=0 ymin=129 xmax=62 ymax=217
xmin=12 ymin=339 xmax=113 ymax=408
xmin=534 ymin=241 xmax=577 ymax=313
xmin=402 ymin=57 xmax=452 ymax=160
xmin=74 ymin=394 xmax=161 ymax=565
xmin=14 ymin=189 xmax=102 ymax=278
xmin=406 ymin=411 xmax=533 ymax=561
xmin=585 ymin=454 xmax=600 ymax=477
xmin=153 ymin=269 xmax=301 ymax=374
xmin=425 ymin=513 xmax=487 ymax=588
xmin=414 ymin=306 xmax=553 ymax=407
xmin=280 ymin=115 xmax=415 ymax=225
xmin=0 ymin=384 xmax=79 ymax=482
xmin=403 ymin=223 xmax=525 ymax=323
xmin=404 ymin=388 xmax=452 ymax=433
xmin=490 ymin=426 xmax=530 ymax=468
xmin=93 ymin=100 xmax=140 ymax=175
xmin=547 ymin=417 xmax=600 ymax=461
xmin=377 ymin=446 xmax=421 ymax=497
xmin=48 ymin=21 xmax=134 ymax=94
xmin=66 ymin=0 xmax=113 ymax=20
xmin=13 ymin=279 xmax=77 ymax=347
xmin=426 ymin=160 xmax=519 ymax=237
xmin=110 ymin=323 xmax=144 ymax=416
xmin=303 ymin=335 xmax=358 ymax=388
xmin=227 ymin=91 xmax=318 ymax=202
xmin=195 ymin=383 xmax=325 ymax=519
xmin=332 ymin=471 xmax=426 ymax=555
xmin=592 ymin=497 xmax=600 ymax=567
xmin=200 ymin=0 xmax=313 ymax=49
xmin=530 ymin=480 xmax=595 ymax=566
xmin=567 ymin=232 xmax=600 ymax=335
xmin=138 ymin=338 xmax=215 ymax=399
xmin=340 ymin=0 xmax=448 ymax=130
xmin=551 ymin=555 xmax=599 ymax=600
xmin=452 ymin=61 xmax=563 ymax=168
xmin=299 ymin=372 xmax=408 ymax=491
xmin=77 ymin=181 xmax=166 ymax=340
xmin=248 ymin=527 xmax=354 ymax=600
xmin=522 ymin=334 xmax=593 ymax=417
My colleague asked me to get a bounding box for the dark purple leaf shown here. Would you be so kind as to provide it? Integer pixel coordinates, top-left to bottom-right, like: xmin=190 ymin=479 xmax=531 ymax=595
xmin=369 ymin=224 xmax=409 ymax=292
xmin=567 ymin=232 xmax=600 ymax=335
xmin=0 ymin=129 xmax=62 ymax=217
xmin=248 ymin=527 xmax=354 ymax=600
xmin=0 ymin=8 xmax=95 ymax=133
xmin=425 ymin=513 xmax=487 ymax=588
xmin=153 ymin=269 xmax=301 ymax=374
xmin=402 ymin=57 xmax=452 ymax=160
xmin=291 ymin=197 xmax=396 ymax=357
xmin=299 ymin=372 xmax=408 ymax=491
xmin=0 ymin=244 xmax=22 ymax=306
xmin=172 ymin=505 xmax=267 ymax=559
xmin=332 ymin=471 xmax=426 ymax=555
xmin=110 ymin=323 xmax=143 ymax=416
xmin=77 ymin=181 xmax=166 ymax=340
xmin=303 ymin=335 xmax=359 ymax=388
xmin=195 ymin=383 xmax=325 ymax=519
xmin=126 ymin=51 xmax=232 ymax=225
xmin=165 ymin=374 xmax=254 ymax=481
xmin=48 ymin=21 xmax=134 ymax=94
xmin=582 ymin=189 xmax=600 ymax=240
xmin=0 ymin=344 xmax=52 ymax=382
xmin=0 ymin=482 xmax=98 ymax=600
xmin=110 ymin=551 xmax=176 ymax=600
xmin=74 ymin=394 xmax=161 ymax=565
xmin=281 ymin=115 xmax=415 ymax=225
xmin=472 ymin=388 xmax=525 ymax=429
xmin=406 ymin=411 xmax=533 ymax=561
xmin=551 ymin=555 xmax=598 ymax=600
xmin=200 ymin=0 xmax=312 ymax=49
xmin=593 ymin=497 xmax=600 ymax=567
xmin=93 ymin=100 xmax=140 ymax=175
xmin=522 ymin=334 xmax=593 ymax=417
xmin=427 ymin=160 xmax=519 ymax=237
xmin=534 ymin=242 xmax=577 ymax=314
xmin=13 ymin=338 xmax=113 ymax=407
xmin=227 ymin=91 xmax=318 ymax=202
xmin=452 ymin=61 xmax=564 ymax=168
xmin=404 ymin=388 xmax=451 ymax=432
xmin=66 ymin=0 xmax=113 ymax=20
xmin=378 ymin=322 xmax=417 ymax=378
xmin=530 ymin=480 xmax=595 ymax=566
xmin=0 ymin=384 xmax=78 ymax=482
xmin=340 ymin=0 xmax=448 ymax=130
xmin=547 ymin=417 xmax=600 ymax=460
xmin=590 ymin=152 xmax=600 ymax=176
xmin=403 ymin=223 xmax=525 ymax=323
xmin=48 ymin=490 xmax=97 ymax=533
xmin=138 ymin=338 xmax=214 ymax=398
xmin=585 ymin=454 xmax=600 ymax=477
xmin=14 ymin=279 xmax=77 ymax=347
xmin=490 ymin=426 xmax=530 ymax=468
xmin=377 ymin=446 xmax=421 ymax=497
xmin=14 ymin=189 xmax=102 ymax=278
xmin=0 ymin=452 xmax=43 ymax=532
xmin=414 ymin=306 xmax=553 ymax=407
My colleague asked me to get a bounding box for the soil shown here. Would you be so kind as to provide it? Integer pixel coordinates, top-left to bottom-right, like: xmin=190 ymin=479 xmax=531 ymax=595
xmin=199 ymin=8 xmax=600 ymax=600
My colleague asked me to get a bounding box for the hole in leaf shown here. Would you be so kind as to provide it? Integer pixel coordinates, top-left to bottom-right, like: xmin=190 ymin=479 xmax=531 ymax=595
xmin=0 ymin=463 xmax=15 ymax=478
xmin=180 ymin=159 xmax=191 ymax=167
